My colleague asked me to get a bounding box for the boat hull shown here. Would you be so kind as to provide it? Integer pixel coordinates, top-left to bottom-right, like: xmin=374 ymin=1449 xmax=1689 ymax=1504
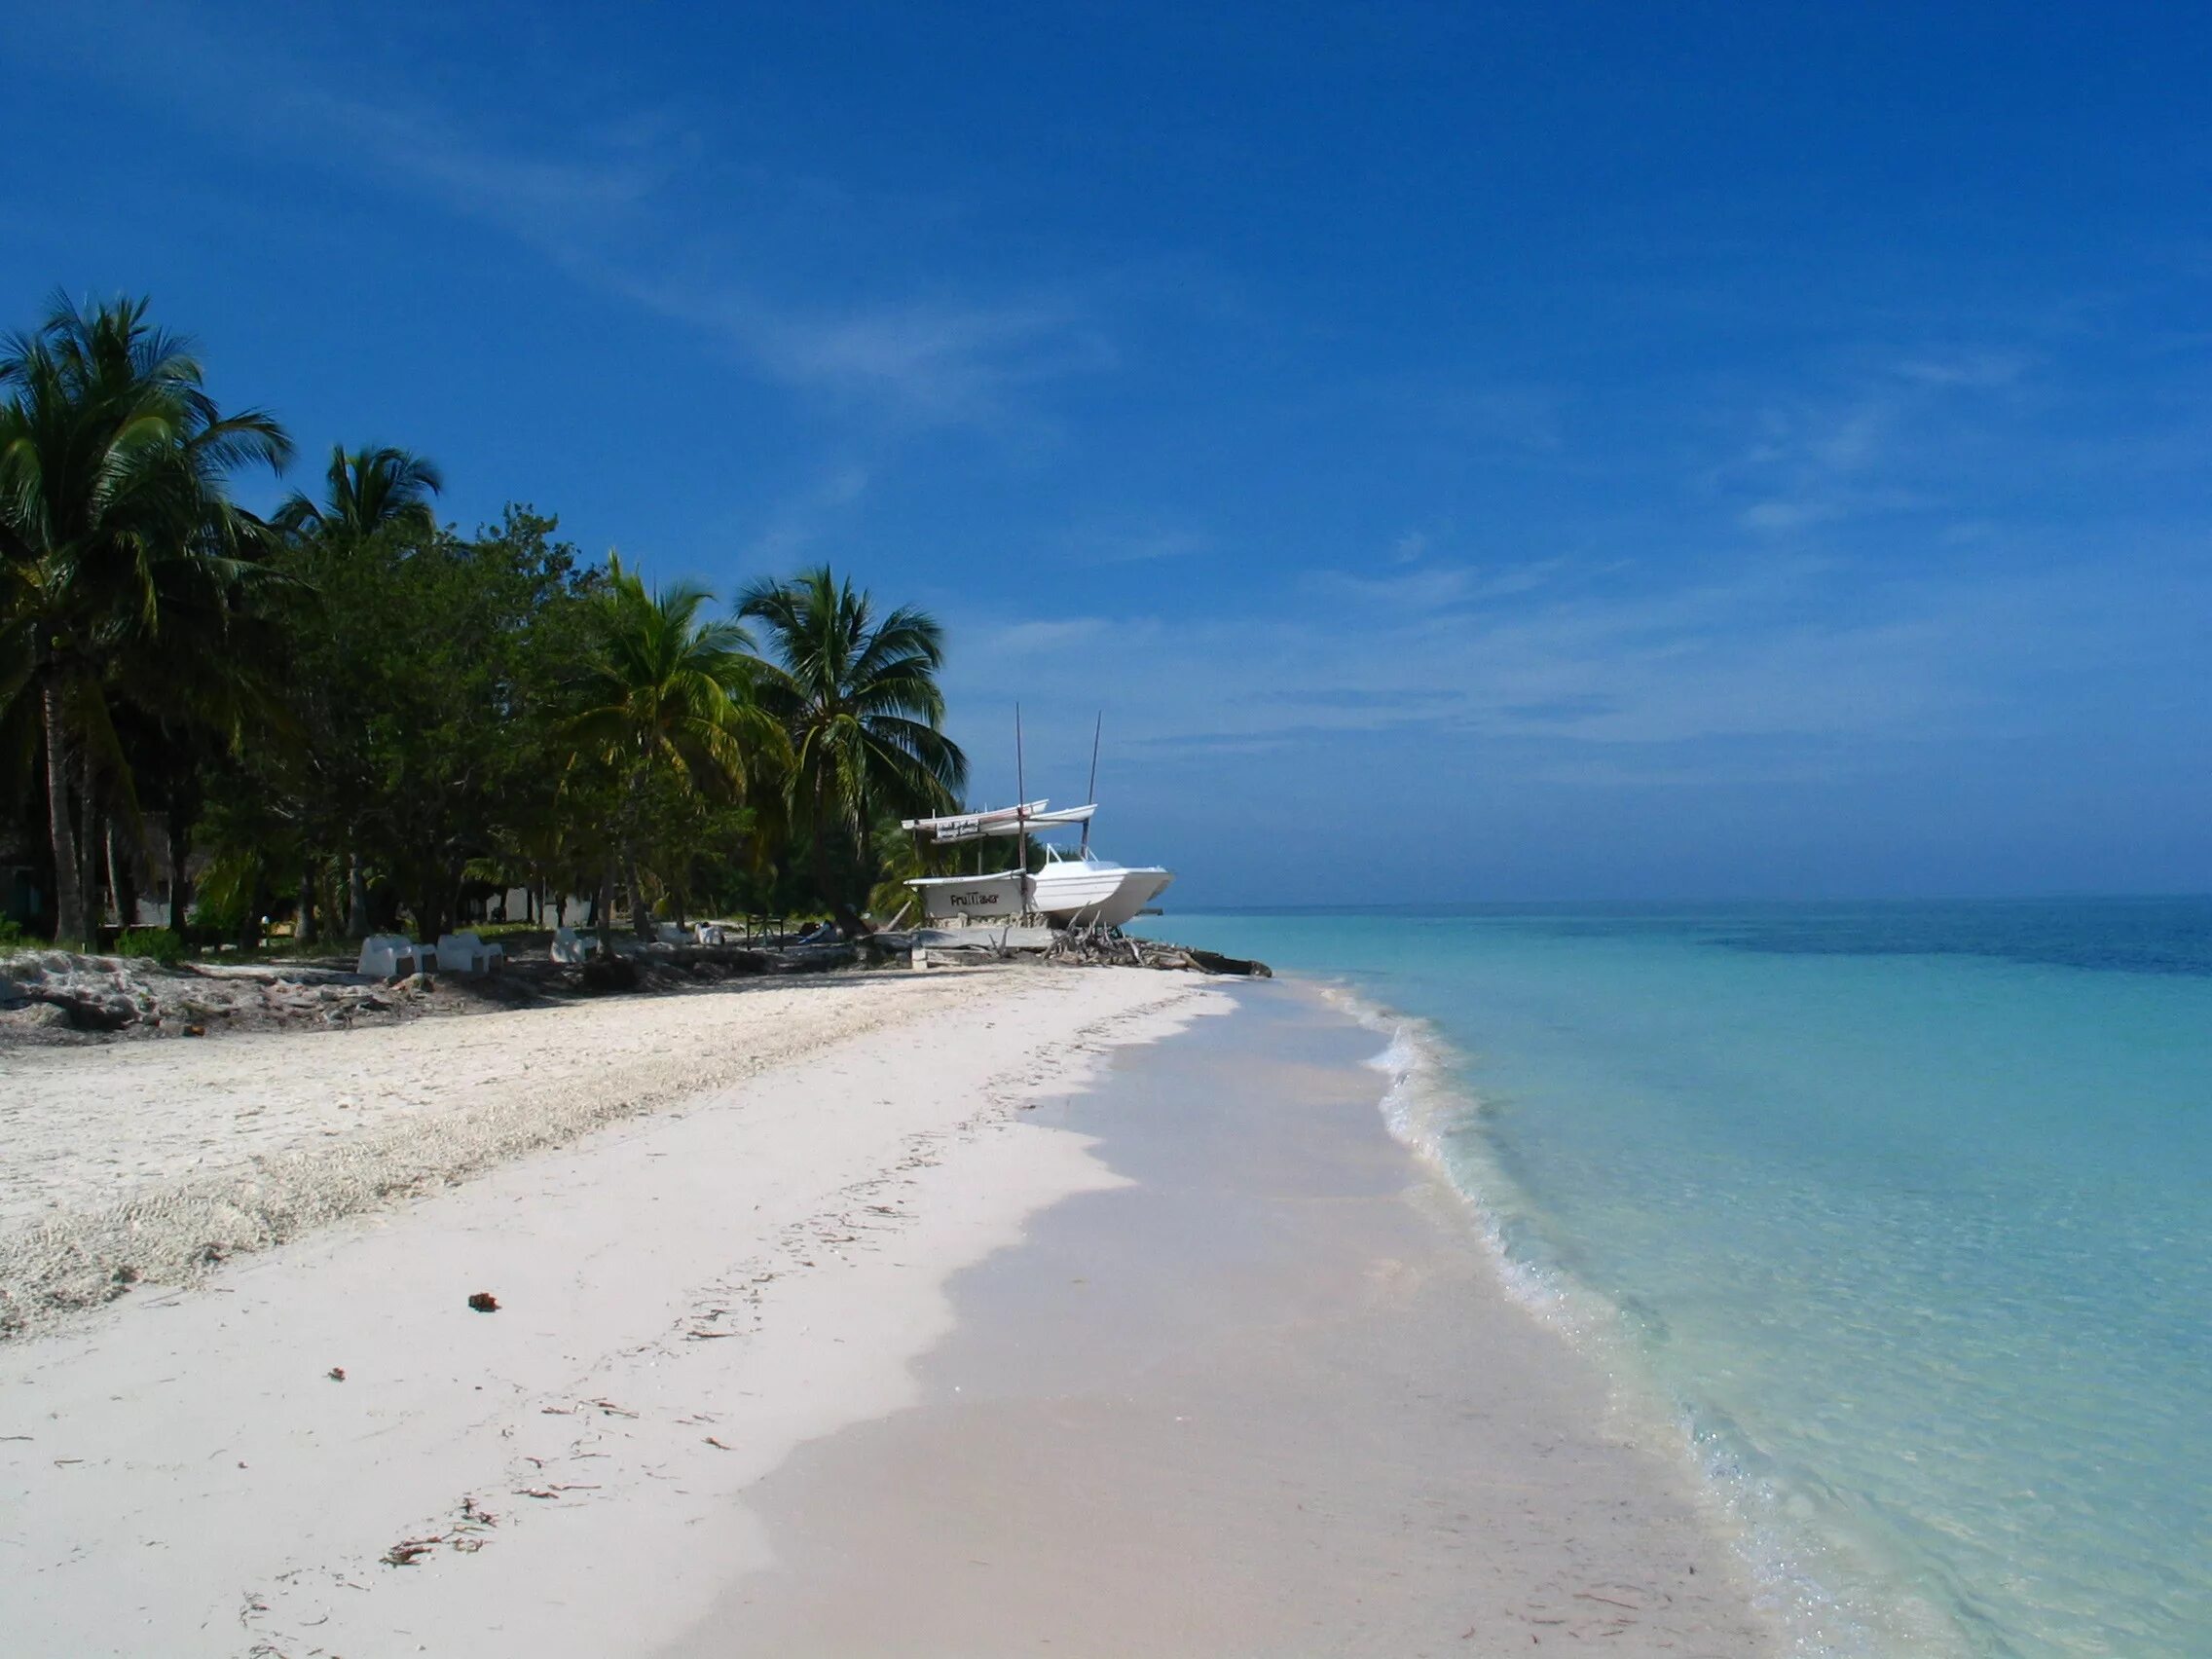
xmin=1034 ymin=866 xmax=1173 ymax=929
xmin=903 ymin=871 xmax=1030 ymax=924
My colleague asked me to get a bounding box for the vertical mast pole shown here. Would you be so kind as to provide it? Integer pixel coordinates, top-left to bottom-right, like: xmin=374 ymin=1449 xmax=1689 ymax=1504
xmin=1014 ymin=704 xmax=1031 ymax=919
xmin=1082 ymin=711 xmax=1102 ymax=853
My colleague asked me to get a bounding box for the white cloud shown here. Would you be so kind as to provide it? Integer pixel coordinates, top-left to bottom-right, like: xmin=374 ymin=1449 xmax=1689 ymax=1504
xmin=622 ymin=284 xmax=1113 ymax=423
xmin=987 ymin=618 xmax=1113 ymax=655
xmin=1052 ymin=525 xmax=1213 ymax=566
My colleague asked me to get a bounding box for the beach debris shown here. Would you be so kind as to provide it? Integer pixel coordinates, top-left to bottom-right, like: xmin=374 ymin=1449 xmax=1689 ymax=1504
xmin=383 ymin=1496 xmax=498 ymax=1565
xmin=327 ymin=1367 xmax=347 ymax=1382
xmin=466 ymin=1291 xmax=499 ymax=1312
xmin=703 ymin=1435 xmax=734 ymax=1451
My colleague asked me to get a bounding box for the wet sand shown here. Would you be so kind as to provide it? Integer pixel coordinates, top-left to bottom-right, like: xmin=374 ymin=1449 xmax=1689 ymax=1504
xmin=673 ymin=982 xmax=1770 ymax=1657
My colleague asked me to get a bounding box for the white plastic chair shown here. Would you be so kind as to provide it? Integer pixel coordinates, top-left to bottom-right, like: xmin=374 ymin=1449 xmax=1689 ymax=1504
xmin=434 ymin=932 xmax=505 ymax=976
xmin=356 ymin=934 xmax=424 ymax=978
xmin=653 ymin=922 xmax=686 ymax=946
xmin=551 ymin=926 xmax=594 ymax=965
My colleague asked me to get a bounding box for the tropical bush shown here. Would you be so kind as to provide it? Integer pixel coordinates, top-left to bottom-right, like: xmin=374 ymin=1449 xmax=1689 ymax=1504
xmin=114 ymin=928 xmax=185 ymax=966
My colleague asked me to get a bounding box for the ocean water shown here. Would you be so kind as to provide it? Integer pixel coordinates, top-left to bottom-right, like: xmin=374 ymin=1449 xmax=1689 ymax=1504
xmin=1145 ymin=901 xmax=2212 ymax=1659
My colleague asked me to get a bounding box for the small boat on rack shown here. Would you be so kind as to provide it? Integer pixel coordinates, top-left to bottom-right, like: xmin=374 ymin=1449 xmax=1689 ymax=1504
xmin=899 ymin=868 xmax=1029 ymax=923
xmin=899 ymin=798 xmax=1173 ymax=931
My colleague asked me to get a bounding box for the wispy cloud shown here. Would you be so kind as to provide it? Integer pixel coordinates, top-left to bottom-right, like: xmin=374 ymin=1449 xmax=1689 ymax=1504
xmin=987 ymin=617 xmax=1114 ymax=655
xmin=743 ymin=463 xmax=872 ymax=564
xmin=615 ymin=277 xmax=1115 ymax=423
xmin=1298 ymin=554 xmax=1570 ymax=613
xmin=1716 ymin=349 xmax=2035 ymax=536
xmin=49 ymin=1 xmax=1113 ymax=426
xmin=950 ymin=543 xmax=2211 ymax=788
xmin=1052 ymin=524 xmax=1214 ymax=567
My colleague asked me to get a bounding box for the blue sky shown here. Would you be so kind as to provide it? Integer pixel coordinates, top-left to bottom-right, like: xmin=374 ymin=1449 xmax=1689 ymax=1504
xmin=8 ymin=2 xmax=2208 ymax=903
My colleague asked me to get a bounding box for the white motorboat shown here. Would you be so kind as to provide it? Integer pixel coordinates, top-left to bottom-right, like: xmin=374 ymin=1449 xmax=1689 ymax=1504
xmin=1029 ymin=843 xmax=1173 ymax=928
xmin=899 ymin=798 xmax=1173 ymax=931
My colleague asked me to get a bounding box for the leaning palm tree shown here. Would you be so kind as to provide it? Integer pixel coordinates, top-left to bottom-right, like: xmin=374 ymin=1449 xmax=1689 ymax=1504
xmin=274 ymin=443 xmax=443 ymax=941
xmin=565 ymin=553 xmax=773 ymax=939
xmin=0 ymin=292 xmax=291 ymax=947
xmin=736 ymin=566 xmax=966 ymax=935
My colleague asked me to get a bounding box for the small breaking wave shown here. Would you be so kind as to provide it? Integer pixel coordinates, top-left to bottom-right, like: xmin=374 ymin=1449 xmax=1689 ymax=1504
xmin=1312 ymin=977 xmax=1968 ymax=1659
xmin=1320 ymin=980 xmax=1604 ymax=1341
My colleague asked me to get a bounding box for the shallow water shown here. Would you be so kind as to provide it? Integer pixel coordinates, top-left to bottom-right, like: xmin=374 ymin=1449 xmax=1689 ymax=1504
xmin=1148 ymin=900 xmax=2212 ymax=1659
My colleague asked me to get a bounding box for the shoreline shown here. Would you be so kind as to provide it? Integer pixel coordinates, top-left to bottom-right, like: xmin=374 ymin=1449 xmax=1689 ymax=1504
xmin=677 ymin=977 xmax=1774 ymax=1656
xmin=1304 ymin=971 xmax=1978 ymax=1659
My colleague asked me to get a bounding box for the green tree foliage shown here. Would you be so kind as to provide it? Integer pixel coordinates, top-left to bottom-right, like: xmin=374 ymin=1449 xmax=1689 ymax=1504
xmin=0 ymin=292 xmax=290 ymax=947
xmin=0 ymin=292 xmax=977 ymax=953
xmin=565 ymin=553 xmax=780 ymax=939
xmin=738 ymin=567 xmax=966 ymax=933
xmin=211 ymin=505 xmax=596 ymax=943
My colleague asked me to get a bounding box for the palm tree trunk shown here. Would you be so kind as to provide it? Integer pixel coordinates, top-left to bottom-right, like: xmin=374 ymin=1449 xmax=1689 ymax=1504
xmin=346 ymin=846 xmax=369 ymax=940
xmin=628 ymin=857 xmax=650 ymax=938
xmin=167 ymin=811 xmax=191 ymax=937
xmin=856 ymin=786 xmax=875 ymax=931
xmin=295 ymin=861 xmax=317 ymax=946
xmin=41 ymin=681 xmax=86 ymax=949
xmin=76 ymin=758 xmax=102 ymax=947
xmin=108 ymin=821 xmax=139 ymax=934
xmin=238 ymin=866 xmax=263 ymax=952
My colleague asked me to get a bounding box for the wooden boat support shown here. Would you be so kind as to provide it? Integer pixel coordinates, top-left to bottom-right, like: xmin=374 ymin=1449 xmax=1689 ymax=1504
xmin=865 ymin=927 xmax=1270 ymax=977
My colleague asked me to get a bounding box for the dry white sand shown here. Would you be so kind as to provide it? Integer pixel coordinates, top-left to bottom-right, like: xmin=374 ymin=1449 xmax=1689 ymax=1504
xmin=0 ymin=963 xmax=1221 ymax=1656
xmin=0 ymin=967 xmax=1113 ymax=1331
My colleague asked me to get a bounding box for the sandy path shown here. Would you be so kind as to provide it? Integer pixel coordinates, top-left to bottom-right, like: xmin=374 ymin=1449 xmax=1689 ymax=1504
xmin=0 ymin=964 xmax=1220 ymax=1656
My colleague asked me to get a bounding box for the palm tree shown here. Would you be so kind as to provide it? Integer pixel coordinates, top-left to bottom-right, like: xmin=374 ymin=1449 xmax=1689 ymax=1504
xmin=565 ymin=553 xmax=773 ymax=939
xmin=275 ymin=444 xmax=443 ymax=541
xmin=736 ymin=566 xmax=966 ymax=934
xmin=0 ymin=292 xmax=290 ymax=947
xmin=275 ymin=444 xmax=443 ymax=941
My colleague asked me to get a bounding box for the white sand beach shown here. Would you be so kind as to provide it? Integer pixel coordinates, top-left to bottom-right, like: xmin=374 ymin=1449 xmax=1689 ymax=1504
xmin=0 ymin=965 xmax=1135 ymax=1330
xmin=0 ymin=966 xmax=1769 ymax=1657
xmin=0 ymin=965 xmax=1222 ymax=1655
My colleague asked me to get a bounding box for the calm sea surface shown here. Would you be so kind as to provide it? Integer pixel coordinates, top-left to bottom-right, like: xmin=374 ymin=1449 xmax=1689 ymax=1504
xmin=1147 ymin=900 xmax=2212 ymax=1659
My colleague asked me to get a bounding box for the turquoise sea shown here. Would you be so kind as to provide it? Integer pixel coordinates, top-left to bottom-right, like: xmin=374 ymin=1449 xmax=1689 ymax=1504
xmin=1148 ymin=901 xmax=2211 ymax=1659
